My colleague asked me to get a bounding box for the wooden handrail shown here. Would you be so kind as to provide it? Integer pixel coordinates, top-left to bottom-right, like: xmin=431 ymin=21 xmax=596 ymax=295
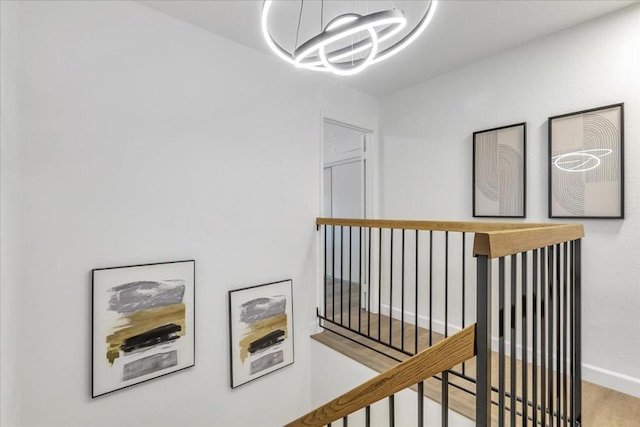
xmin=316 ymin=218 xmax=584 ymax=259
xmin=285 ymin=324 xmax=477 ymax=427
xmin=473 ymin=225 xmax=584 ymax=258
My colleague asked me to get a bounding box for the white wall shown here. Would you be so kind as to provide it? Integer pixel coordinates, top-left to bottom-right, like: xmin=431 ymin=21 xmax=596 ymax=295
xmin=0 ymin=1 xmax=23 ymax=424
xmin=380 ymin=5 xmax=640 ymax=396
xmin=0 ymin=1 xmax=378 ymax=426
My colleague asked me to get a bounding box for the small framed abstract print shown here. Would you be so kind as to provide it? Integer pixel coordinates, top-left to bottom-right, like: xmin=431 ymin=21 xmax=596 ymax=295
xmin=473 ymin=122 xmax=527 ymax=217
xmin=229 ymin=279 xmax=294 ymax=388
xmin=549 ymin=103 xmax=624 ymax=218
xmin=92 ymin=260 xmax=195 ymax=397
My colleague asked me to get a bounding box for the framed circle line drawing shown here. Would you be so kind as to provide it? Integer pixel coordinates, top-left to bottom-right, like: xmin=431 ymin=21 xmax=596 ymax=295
xmin=473 ymin=122 xmax=527 ymax=218
xmin=548 ymin=103 xmax=624 ymax=219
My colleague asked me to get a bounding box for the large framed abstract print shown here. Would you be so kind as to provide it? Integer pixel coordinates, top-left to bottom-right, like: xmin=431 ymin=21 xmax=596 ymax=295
xmin=549 ymin=103 xmax=624 ymax=218
xmin=229 ymin=279 xmax=294 ymax=388
xmin=92 ymin=260 xmax=195 ymax=398
xmin=473 ymin=122 xmax=526 ymax=217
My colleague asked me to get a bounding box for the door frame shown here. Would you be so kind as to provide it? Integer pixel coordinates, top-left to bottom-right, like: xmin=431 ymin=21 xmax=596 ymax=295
xmin=317 ymin=117 xmax=377 ymax=332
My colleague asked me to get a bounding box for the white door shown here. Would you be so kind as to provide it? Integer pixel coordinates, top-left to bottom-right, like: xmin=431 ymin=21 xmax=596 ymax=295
xmin=323 ymin=120 xmax=369 ymax=305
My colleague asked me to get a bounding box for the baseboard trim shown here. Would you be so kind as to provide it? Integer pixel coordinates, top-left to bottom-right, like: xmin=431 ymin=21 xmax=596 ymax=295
xmin=583 ymin=363 xmax=640 ymax=398
xmin=379 ymin=303 xmax=640 ymax=398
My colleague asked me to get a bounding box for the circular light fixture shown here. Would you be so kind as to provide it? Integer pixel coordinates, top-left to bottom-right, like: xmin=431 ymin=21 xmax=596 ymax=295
xmin=317 ymin=17 xmax=379 ymax=76
xmin=261 ymin=0 xmax=438 ymax=76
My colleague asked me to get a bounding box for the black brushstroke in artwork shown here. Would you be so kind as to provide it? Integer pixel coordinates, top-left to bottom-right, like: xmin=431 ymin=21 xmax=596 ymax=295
xmin=122 ymin=350 xmax=178 ymax=381
xmin=121 ymin=324 xmax=182 ymax=353
xmin=247 ymin=329 xmax=285 ymax=354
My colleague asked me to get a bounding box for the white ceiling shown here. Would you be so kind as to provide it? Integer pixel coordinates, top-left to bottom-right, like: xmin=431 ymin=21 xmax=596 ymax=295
xmin=139 ymin=0 xmax=638 ymax=97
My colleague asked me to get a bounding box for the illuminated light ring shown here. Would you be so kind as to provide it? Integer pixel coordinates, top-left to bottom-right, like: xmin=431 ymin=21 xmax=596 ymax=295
xmin=294 ymin=10 xmax=406 ymax=70
xmin=552 ymin=149 xmax=613 ymax=172
xmin=371 ymin=0 xmax=438 ymax=65
xmin=318 ymin=16 xmax=379 ymax=76
xmin=261 ymin=0 xmax=327 ymax=72
xmin=261 ymin=0 xmax=438 ymax=75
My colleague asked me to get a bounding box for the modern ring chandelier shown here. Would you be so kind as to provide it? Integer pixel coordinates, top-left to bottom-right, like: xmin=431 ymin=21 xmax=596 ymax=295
xmin=261 ymin=0 xmax=438 ymax=76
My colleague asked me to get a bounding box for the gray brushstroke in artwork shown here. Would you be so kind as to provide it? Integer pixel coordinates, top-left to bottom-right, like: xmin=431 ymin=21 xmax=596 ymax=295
xmin=250 ymin=350 xmax=284 ymax=375
xmin=239 ymin=296 xmax=286 ymax=323
xmin=122 ymin=350 xmax=178 ymax=381
xmin=109 ymin=280 xmax=185 ymax=313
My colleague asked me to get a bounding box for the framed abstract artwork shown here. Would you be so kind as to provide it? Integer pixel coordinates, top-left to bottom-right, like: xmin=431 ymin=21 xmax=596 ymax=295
xmin=92 ymin=260 xmax=195 ymax=397
xmin=549 ymin=103 xmax=624 ymax=218
xmin=229 ymin=279 xmax=294 ymax=388
xmin=473 ymin=122 xmax=527 ymax=217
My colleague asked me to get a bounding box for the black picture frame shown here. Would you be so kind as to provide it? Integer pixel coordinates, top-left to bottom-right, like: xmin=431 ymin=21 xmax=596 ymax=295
xmin=548 ymin=103 xmax=624 ymax=219
xmin=473 ymin=122 xmax=527 ymax=218
xmin=228 ymin=279 xmax=294 ymax=389
xmin=91 ymin=260 xmax=195 ymax=398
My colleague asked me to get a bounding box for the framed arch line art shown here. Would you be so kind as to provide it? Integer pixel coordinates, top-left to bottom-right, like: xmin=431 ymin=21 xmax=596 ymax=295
xmin=92 ymin=260 xmax=195 ymax=398
xmin=549 ymin=103 xmax=624 ymax=218
xmin=229 ymin=279 xmax=294 ymax=388
xmin=473 ymin=122 xmax=527 ymax=218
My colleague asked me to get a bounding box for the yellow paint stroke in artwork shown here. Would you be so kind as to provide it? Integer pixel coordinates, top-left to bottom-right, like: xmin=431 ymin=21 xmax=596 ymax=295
xmin=239 ymin=313 xmax=287 ymax=363
xmin=105 ymin=303 xmax=186 ymax=365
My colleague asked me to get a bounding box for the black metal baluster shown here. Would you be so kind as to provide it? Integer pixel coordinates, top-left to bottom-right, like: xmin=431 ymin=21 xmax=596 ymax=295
xmin=429 ymin=231 xmax=433 ymax=347
xmin=443 ymin=231 xmax=450 ymax=427
xmin=348 ymin=226 xmax=353 ymax=330
xmin=476 ymin=255 xmax=492 ymax=427
xmin=556 ymin=244 xmax=562 ymax=427
xmin=389 ymin=228 xmax=394 ymax=346
xmin=533 ymin=249 xmax=539 ymax=427
xmin=442 ymin=370 xmax=449 ymax=427
xmin=365 ymin=406 xmax=370 ymax=427
xmin=368 ymin=227 xmax=372 ymax=336
xmin=389 ymin=394 xmax=395 ymax=427
xmin=522 ymin=251 xmax=528 ymax=426
xmin=511 ymin=255 xmax=517 ymax=427
xmin=415 ymin=230 xmax=419 ymax=355
xmin=548 ymin=245 xmax=555 ymax=427
xmin=343 ymin=416 xmax=348 ymax=427
xmin=378 ymin=228 xmax=382 ymax=341
xmin=569 ymin=241 xmax=575 ymax=427
xmin=573 ymin=239 xmax=582 ymax=427
xmin=499 ymin=257 xmax=506 ymax=427
xmin=324 ymin=225 xmax=328 ymax=320
xmin=401 ymin=229 xmax=406 ymax=352
xmin=332 ymin=225 xmax=336 ymax=322
xmin=462 ymin=232 xmax=466 ymax=376
xmin=445 ymin=231 xmax=449 ymax=341
xmin=562 ymin=242 xmax=568 ymax=427
xmin=340 ymin=225 xmax=344 ymax=325
xmin=359 ymin=226 xmax=363 ymax=333
xmin=418 ymin=380 xmax=424 ymax=427
xmin=542 ymin=250 xmax=548 ymax=426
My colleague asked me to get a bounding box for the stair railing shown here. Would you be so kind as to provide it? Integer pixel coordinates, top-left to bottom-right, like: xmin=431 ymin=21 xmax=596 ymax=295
xmin=310 ymin=218 xmax=584 ymax=426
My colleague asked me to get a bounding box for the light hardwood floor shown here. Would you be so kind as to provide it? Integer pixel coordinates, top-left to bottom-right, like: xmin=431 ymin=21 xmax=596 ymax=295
xmin=316 ymin=281 xmax=640 ymax=426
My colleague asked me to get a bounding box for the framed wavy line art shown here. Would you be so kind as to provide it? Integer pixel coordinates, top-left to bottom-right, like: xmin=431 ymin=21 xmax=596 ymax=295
xmin=228 ymin=279 xmax=294 ymax=388
xmin=92 ymin=260 xmax=195 ymax=397
xmin=549 ymin=103 xmax=624 ymax=218
xmin=473 ymin=122 xmax=527 ymax=218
